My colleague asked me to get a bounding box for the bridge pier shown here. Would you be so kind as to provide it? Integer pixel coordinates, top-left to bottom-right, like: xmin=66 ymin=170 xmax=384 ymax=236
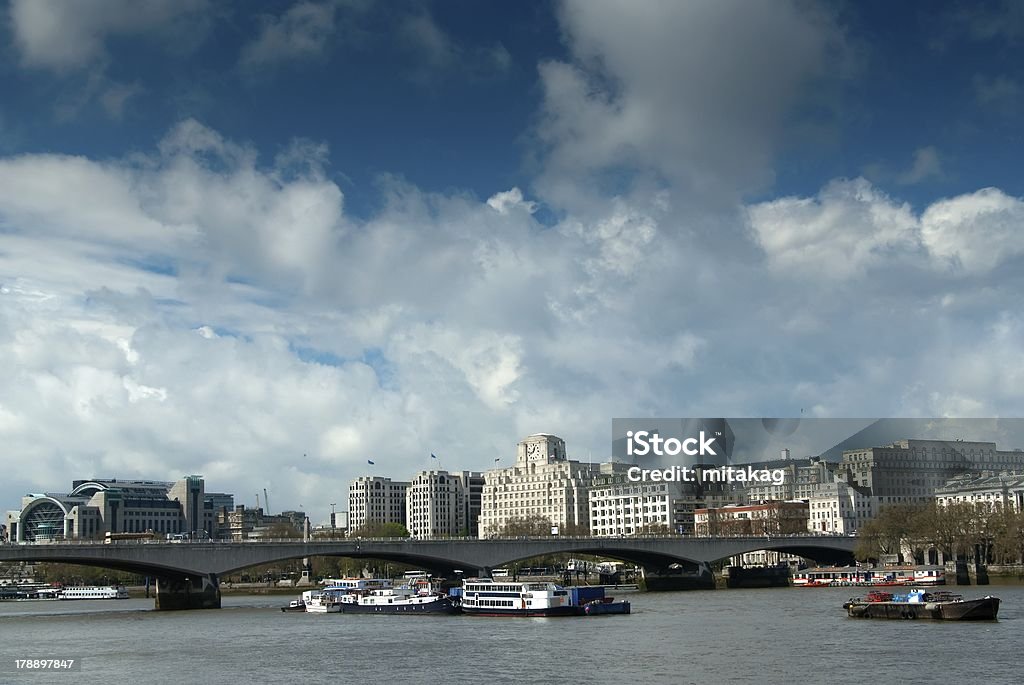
xmin=640 ymin=561 xmax=715 ymax=591
xmin=155 ymin=573 xmax=221 ymax=610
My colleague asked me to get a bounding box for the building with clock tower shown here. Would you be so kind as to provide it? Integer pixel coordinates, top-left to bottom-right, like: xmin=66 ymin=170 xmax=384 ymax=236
xmin=478 ymin=433 xmax=608 ymax=538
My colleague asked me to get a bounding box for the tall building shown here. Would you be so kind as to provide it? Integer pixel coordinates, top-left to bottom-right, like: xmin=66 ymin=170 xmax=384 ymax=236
xmin=347 ymin=476 xmax=409 ymax=532
xmin=840 ymin=439 xmax=1024 ymax=505
xmin=406 ymin=470 xmax=484 ymax=538
xmin=5 ymin=476 xmax=222 ymax=542
xmin=478 ymin=434 xmax=598 ymax=538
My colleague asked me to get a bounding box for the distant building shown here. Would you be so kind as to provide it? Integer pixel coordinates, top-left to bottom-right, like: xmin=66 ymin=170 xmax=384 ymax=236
xmin=406 ymin=470 xmax=484 ymax=538
xmin=588 ymin=464 xmax=741 ymax=537
xmin=217 ymin=505 xmax=306 ymax=541
xmin=840 ymin=439 xmax=1024 ymax=505
xmin=935 ymin=472 xmax=1024 ymax=511
xmin=742 ymin=457 xmax=837 ymax=503
xmin=478 ymin=434 xmax=598 ymax=538
xmin=807 ymin=480 xmax=874 ymax=535
xmin=5 ymin=476 xmax=222 ymax=542
xmin=348 ymin=476 xmax=409 ymax=532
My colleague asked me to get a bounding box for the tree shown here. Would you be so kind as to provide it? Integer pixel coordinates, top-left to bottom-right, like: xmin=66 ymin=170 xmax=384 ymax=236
xmin=349 ymin=522 xmax=410 ymax=538
xmin=497 ymin=515 xmax=553 ymax=537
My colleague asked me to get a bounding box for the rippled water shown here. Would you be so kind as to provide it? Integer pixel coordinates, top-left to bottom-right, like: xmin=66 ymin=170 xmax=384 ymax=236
xmin=2 ymin=583 xmax=1021 ymax=685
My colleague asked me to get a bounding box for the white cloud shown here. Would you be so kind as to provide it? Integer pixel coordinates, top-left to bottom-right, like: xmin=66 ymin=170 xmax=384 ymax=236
xmin=4 ymin=122 xmax=1024 ymax=521
xmin=921 ymin=187 xmax=1024 ymax=273
xmin=538 ymin=0 xmax=849 ymax=203
xmin=897 ymin=146 xmax=943 ymax=185
xmin=240 ymin=1 xmax=340 ymax=71
xmin=747 ymin=178 xmax=921 ymax=278
xmin=9 ymin=0 xmax=211 ymax=72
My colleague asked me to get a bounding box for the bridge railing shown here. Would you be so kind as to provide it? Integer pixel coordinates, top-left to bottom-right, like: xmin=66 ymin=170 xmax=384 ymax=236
xmin=3 ymin=532 xmax=857 ymax=546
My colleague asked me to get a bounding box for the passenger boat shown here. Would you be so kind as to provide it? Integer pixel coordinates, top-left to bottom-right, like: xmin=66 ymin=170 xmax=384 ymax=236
xmin=843 ymin=589 xmax=1000 ymax=620
xmin=0 ymin=584 xmax=63 ymax=601
xmin=793 ymin=565 xmax=944 ymax=587
xmin=59 ymin=585 xmax=129 ymax=600
xmin=460 ymin=579 xmax=629 ymax=617
xmin=336 ymin=585 xmax=460 ymax=614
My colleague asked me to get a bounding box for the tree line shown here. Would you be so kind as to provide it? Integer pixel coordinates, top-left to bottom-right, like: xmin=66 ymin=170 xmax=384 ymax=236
xmin=855 ymin=501 xmax=1024 ymax=565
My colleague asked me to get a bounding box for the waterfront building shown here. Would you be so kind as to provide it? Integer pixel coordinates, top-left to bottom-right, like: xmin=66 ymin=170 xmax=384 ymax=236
xmin=348 ymin=476 xmax=409 ymax=533
xmin=839 ymin=439 xmax=1024 ymax=505
xmin=406 ymin=470 xmax=484 ymax=538
xmin=806 ymin=480 xmax=874 ymax=534
xmin=693 ymin=501 xmax=809 ymax=537
xmin=588 ymin=464 xmax=742 ymax=536
xmin=4 ymin=476 xmax=224 ymax=542
xmin=217 ymin=505 xmax=307 ymax=540
xmin=478 ymin=434 xmax=598 ymax=538
xmin=934 ymin=471 xmax=1024 ymax=511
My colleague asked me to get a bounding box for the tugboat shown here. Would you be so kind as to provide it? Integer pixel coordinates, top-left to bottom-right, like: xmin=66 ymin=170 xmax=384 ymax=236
xmin=843 ymin=589 xmax=1000 ymax=620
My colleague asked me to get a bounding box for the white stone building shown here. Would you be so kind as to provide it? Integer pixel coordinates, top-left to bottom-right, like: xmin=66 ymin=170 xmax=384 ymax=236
xmin=347 ymin=476 xmax=409 ymax=533
xmin=934 ymin=472 xmax=1024 ymax=511
xmin=806 ymin=480 xmax=874 ymax=535
xmin=406 ymin=470 xmax=484 ymax=538
xmin=477 ymin=434 xmax=598 ymax=538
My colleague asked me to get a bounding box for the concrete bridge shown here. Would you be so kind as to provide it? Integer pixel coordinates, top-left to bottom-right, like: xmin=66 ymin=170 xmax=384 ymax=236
xmin=0 ymin=535 xmax=857 ymax=609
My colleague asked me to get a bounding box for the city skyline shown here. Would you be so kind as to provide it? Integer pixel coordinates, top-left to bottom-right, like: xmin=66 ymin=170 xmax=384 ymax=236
xmin=3 ymin=1 xmax=1024 ymax=523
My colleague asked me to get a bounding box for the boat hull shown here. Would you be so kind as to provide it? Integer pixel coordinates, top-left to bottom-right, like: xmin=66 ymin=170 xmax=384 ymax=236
xmin=461 ymin=605 xmax=582 ymax=617
xmin=583 ymin=600 xmax=631 ymax=615
xmin=339 ymin=598 xmax=460 ymax=614
xmin=846 ymin=596 xmax=999 ymax=621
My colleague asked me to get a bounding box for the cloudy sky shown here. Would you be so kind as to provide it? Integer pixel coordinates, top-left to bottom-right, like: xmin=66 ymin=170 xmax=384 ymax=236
xmin=2 ymin=0 xmax=1023 ymax=523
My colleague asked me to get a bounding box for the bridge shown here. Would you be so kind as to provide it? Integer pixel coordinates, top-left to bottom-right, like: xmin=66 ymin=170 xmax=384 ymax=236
xmin=0 ymin=535 xmax=857 ymax=609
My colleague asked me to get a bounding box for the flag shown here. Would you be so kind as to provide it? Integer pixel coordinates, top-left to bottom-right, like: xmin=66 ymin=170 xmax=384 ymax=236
xmin=494 ymin=458 xmax=501 ymax=462
xmin=430 ymin=453 xmax=438 ymax=459
xmin=367 ymin=459 xmax=375 ymax=465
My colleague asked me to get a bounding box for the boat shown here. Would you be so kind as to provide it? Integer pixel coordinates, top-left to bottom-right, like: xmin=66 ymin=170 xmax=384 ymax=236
xmin=581 ymin=596 xmax=631 ymax=615
xmin=304 ymin=592 xmax=342 ymax=613
xmin=0 ymin=584 xmax=63 ymax=601
xmin=793 ymin=565 xmax=944 ymax=587
xmin=59 ymin=585 xmax=129 ymax=600
xmin=843 ymin=589 xmax=1000 ymax=620
xmin=460 ymin=579 xmax=629 ymax=617
xmin=335 ymin=585 xmax=460 ymax=614
xmin=280 ymin=599 xmax=306 ymax=612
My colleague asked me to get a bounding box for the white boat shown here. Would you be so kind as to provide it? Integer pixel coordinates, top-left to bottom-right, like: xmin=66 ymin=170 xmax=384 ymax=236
xmin=793 ymin=565 xmax=945 ymax=587
xmin=60 ymin=585 xmax=130 ymax=600
xmin=335 ymin=585 xmax=459 ymax=614
xmin=304 ymin=592 xmax=341 ymax=613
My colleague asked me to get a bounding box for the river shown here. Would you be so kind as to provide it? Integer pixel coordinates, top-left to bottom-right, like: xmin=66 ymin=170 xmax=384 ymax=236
xmin=2 ymin=583 xmax=1021 ymax=684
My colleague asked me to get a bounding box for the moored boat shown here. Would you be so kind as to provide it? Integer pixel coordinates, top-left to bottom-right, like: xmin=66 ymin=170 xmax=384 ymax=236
xmin=336 ymin=585 xmax=460 ymax=614
xmin=843 ymin=589 xmax=1000 ymax=620
xmin=794 ymin=565 xmax=944 ymax=587
xmin=60 ymin=585 xmax=129 ymax=600
xmin=460 ymin=579 xmax=629 ymax=617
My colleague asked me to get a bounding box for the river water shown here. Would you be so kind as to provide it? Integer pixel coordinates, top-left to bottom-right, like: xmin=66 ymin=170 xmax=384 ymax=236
xmin=2 ymin=583 xmax=1021 ymax=685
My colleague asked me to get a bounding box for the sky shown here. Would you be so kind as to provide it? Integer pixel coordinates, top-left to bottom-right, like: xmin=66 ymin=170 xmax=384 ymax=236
xmin=2 ymin=0 xmax=1024 ymax=524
